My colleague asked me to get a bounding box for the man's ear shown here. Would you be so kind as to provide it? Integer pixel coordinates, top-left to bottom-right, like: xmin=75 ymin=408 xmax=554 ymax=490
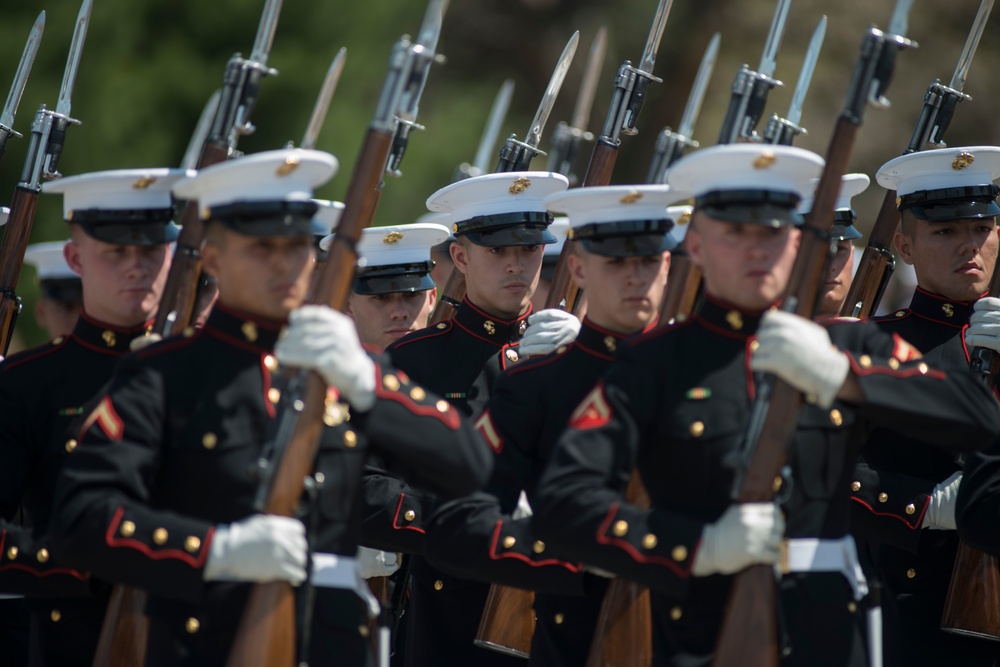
xmin=894 ymin=230 xmax=915 ymax=266
xmin=566 ymin=251 xmax=586 ymax=290
xmin=201 ymin=242 xmax=221 ymax=278
xmin=450 ymin=239 xmax=471 ymax=276
xmin=64 ymin=240 xmax=84 ymax=277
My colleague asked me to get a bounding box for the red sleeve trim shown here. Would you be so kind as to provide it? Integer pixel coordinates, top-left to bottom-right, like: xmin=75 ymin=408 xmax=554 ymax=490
xmin=594 ymin=503 xmax=692 ymax=578
xmin=0 ymin=531 xmax=87 ymax=580
xmin=104 ymin=506 xmax=212 ymax=568
xmin=391 ymin=494 xmax=427 ymax=534
xmin=373 ymin=361 xmax=460 ymax=430
xmin=487 ymin=520 xmax=582 ymax=571
xmin=849 ymin=495 xmax=929 ymax=530
xmin=845 ymin=352 xmax=946 ymax=381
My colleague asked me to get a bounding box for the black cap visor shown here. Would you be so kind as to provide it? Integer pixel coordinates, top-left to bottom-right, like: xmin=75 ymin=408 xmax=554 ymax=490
xmin=899 ymin=185 xmax=1000 ymax=221
xmin=211 ymin=200 xmax=320 ymax=237
xmin=696 ymin=190 xmax=803 ymax=227
xmin=354 ymin=261 xmax=435 ymax=295
xmin=71 ymin=207 xmax=179 ymax=245
xmin=573 ymin=220 xmax=676 ymax=257
xmin=454 ymin=211 xmax=556 ymax=247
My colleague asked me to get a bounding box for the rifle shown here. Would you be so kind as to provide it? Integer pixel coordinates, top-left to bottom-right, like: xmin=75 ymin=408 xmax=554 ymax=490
xmin=645 ymin=32 xmax=719 ymax=185
xmin=546 ymin=0 xmax=672 ymax=318
xmin=0 ymin=11 xmax=44 ymax=162
xmin=546 ymin=27 xmax=607 ymax=186
xmin=430 ymin=32 xmax=579 ymax=324
xmin=842 ymin=0 xmax=993 ymax=318
xmin=300 ymin=48 xmax=347 ymax=150
xmin=712 ymin=3 xmax=914 ymax=665
xmin=152 ymin=0 xmax=283 ymax=338
xmin=224 ymin=4 xmax=447 ymax=665
xmin=716 ymin=0 xmax=790 ymax=145
xmin=941 ymin=210 xmax=1000 ymax=639
xmin=762 ymin=16 xmax=826 ymax=146
xmin=0 ymin=0 xmax=89 ymax=357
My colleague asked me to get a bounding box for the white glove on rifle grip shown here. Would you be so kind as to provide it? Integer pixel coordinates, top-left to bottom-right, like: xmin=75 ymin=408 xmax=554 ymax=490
xmin=519 ymin=309 xmax=581 ymax=358
xmin=275 ymin=305 xmax=377 ymax=411
xmin=692 ymin=503 xmax=785 ymax=577
xmin=204 ymin=514 xmax=307 ymax=584
xmin=357 ymin=547 xmax=401 ymax=579
xmin=750 ymin=310 xmax=850 ymax=408
xmin=966 ymin=297 xmax=1000 ymax=353
xmin=922 ymin=471 xmax=961 ymax=531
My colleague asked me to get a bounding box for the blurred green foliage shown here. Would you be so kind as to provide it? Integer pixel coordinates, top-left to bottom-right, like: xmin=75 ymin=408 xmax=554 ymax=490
xmin=1 ymin=0 xmax=998 ymax=349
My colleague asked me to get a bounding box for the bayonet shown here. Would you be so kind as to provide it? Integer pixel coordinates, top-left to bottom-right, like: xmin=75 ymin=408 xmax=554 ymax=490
xmin=763 ymin=16 xmax=826 ymax=145
xmin=55 ymin=0 xmax=91 ymax=119
xmin=181 ymin=90 xmax=220 ymax=170
xmin=249 ymin=0 xmax=283 ymax=67
xmin=717 ymin=0 xmax=791 ymax=144
xmin=455 ymin=78 xmax=514 ymax=180
xmin=384 ymin=0 xmax=449 ymax=175
xmin=646 ymin=32 xmax=720 ymax=184
xmin=548 ymin=27 xmax=608 ymax=183
xmin=301 ymin=47 xmax=347 ymax=149
xmin=0 ymin=11 xmax=45 ymax=159
xmin=951 ymin=0 xmax=992 ymax=91
xmin=495 ymin=31 xmax=579 ymax=172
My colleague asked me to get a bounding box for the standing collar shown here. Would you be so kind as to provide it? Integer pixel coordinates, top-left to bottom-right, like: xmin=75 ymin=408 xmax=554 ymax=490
xmin=205 ymin=303 xmax=285 ymax=352
xmin=576 ymin=317 xmax=658 ymax=358
xmin=907 ymin=286 xmax=978 ymax=327
xmin=453 ymin=297 xmax=532 ymax=346
xmin=70 ymin=312 xmax=153 ymax=354
xmin=696 ymin=293 xmax=769 ymax=339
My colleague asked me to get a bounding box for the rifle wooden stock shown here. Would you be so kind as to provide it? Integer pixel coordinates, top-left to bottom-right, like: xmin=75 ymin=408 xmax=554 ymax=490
xmin=840 ymin=189 xmax=899 ymax=318
xmin=429 ymin=268 xmax=465 ymax=324
xmin=152 ymin=140 xmax=231 ymax=336
xmin=586 ymin=472 xmax=653 ymax=667
xmin=474 ymin=583 xmax=536 ymax=658
xmin=582 ymin=139 xmax=618 ymax=188
xmin=0 ymin=187 xmax=40 ymax=354
xmin=659 ymin=253 xmax=702 ymax=324
xmin=225 ymin=127 xmax=394 ymax=667
xmin=91 ymin=585 xmax=150 ymax=667
xmin=712 ymin=120 xmax=862 ymax=667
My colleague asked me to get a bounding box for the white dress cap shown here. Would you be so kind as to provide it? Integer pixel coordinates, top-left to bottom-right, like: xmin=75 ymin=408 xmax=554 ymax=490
xmin=666 ymin=144 xmax=824 ymax=198
xmin=666 ymin=205 xmax=694 ymax=247
xmin=427 ymin=171 xmax=569 ymax=220
xmin=544 ymin=217 xmax=570 ymax=259
xmin=42 ymin=168 xmax=196 ymax=220
xmin=876 ymin=146 xmax=1000 ymax=196
xmin=0 ymin=207 xmax=8 ymax=226
xmin=320 ymin=222 xmax=450 ymax=264
xmin=544 ymin=185 xmax=691 ymax=228
xmin=798 ymin=173 xmax=870 ymax=214
xmin=312 ymin=199 xmax=346 ymax=236
xmin=24 ymin=241 xmax=76 ymax=280
xmin=172 ymin=148 xmax=338 ymax=217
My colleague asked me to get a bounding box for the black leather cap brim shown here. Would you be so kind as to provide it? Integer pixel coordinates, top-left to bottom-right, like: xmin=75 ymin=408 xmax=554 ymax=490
xmin=580 ymin=233 xmax=674 ymax=257
xmin=463 ymin=226 xmax=557 ymax=247
xmin=81 ymin=222 xmax=180 ymax=245
xmin=907 ymin=200 xmax=1000 ymax=221
xmin=354 ymin=272 xmax=435 ymax=295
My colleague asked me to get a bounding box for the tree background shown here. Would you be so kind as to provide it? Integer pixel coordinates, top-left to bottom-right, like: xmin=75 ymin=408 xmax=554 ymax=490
xmin=1 ymin=0 xmax=997 ymax=349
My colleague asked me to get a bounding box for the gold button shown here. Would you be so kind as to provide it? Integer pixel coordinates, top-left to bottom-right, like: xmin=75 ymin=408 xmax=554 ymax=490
xmin=859 ymin=355 xmax=872 ymax=368
xmin=773 ymin=477 xmax=783 ymax=493
xmin=829 ymin=410 xmax=843 ymax=426
xmin=6 ymin=547 xmax=17 ymax=560
xmin=241 ymin=321 xmax=258 ymax=342
xmin=917 ymin=362 xmax=928 ymax=375
xmin=749 ymin=340 xmax=760 ymax=352
xmin=153 ymin=528 xmax=169 ymax=545
xmin=436 ymin=400 xmax=449 ymax=413
xmin=384 ymin=375 xmax=400 ymax=391
xmin=905 ymin=503 xmax=916 ymax=515
xmin=503 ymin=536 xmax=516 ymax=549
xmin=185 ymin=536 xmax=201 ymax=553
xmin=505 ymin=349 xmax=519 ymax=362
xmin=202 ymin=433 xmax=217 ymax=450
xmin=805 ymin=393 xmax=818 ymax=405
xmin=847 ymin=601 xmax=857 ymax=613
xmin=888 ymin=358 xmax=900 ymax=370
xmin=358 ymin=624 xmax=370 ymax=638
xmin=52 ymin=337 xmax=64 ymax=345
xmin=642 ymin=534 xmax=658 ymax=549
xmin=102 ymin=330 xmax=117 ymax=347
xmin=65 ymin=439 xmax=77 ymax=453
xmin=851 ymin=481 xmax=861 ymax=492
xmin=36 ymin=549 xmax=49 ymax=563
xmin=120 ymin=521 xmax=136 ymax=537
xmin=670 ymin=606 xmax=682 ymax=621
xmin=689 ymin=421 xmax=705 ymax=437
xmin=267 ymin=388 xmax=281 ymax=404
xmin=895 ymin=311 xmax=905 ymax=318
xmin=533 ymin=541 xmax=545 ymax=554
xmin=556 ymin=346 xmax=568 ymax=354
xmin=554 ymin=613 xmax=565 ymax=625
xmin=183 ymin=327 xmax=195 ymax=338
xmin=433 ymin=580 xmax=444 ymax=591
xmin=50 ymin=609 xmax=61 ymax=622
xmin=672 ymin=545 xmax=688 ymax=562
xmin=612 ymin=520 xmax=628 ymax=537
xmin=263 ymin=355 xmax=278 ymax=372
xmin=186 ymin=617 xmax=200 ymax=633
xmin=404 ymin=510 xmax=416 ymax=522
xmin=906 ymin=568 xmax=916 ymax=579
xmin=436 ymin=323 xmax=447 ymax=330
xmin=878 ymin=493 xmax=888 ymax=503
xmin=410 ymin=387 xmax=426 ymax=401
xmin=343 ymin=430 xmax=357 ymax=448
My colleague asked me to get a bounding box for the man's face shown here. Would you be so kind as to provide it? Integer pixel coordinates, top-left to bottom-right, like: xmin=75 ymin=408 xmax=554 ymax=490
xmin=347 ymin=288 xmax=437 ymax=351
xmin=202 ymin=228 xmax=315 ymax=321
xmin=451 ymin=240 xmax=543 ymax=319
xmin=687 ymin=213 xmax=800 ymax=311
xmin=817 ymin=240 xmax=855 ymax=317
xmin=64 ymin=233 xmax=170 ymax=326
xmin=894 ymin=215 xmax=999 ymax=302
xmin=568 ymin=249 xmax=669 ymax=333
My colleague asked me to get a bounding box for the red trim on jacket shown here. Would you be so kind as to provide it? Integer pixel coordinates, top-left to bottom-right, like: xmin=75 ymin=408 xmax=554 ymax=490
xmin=104 ymin=506 xmax=212 ymax=568
xmin=487 ymin=520 xmax=582 ymax=571
xmin=594 ymin=503 xmax=694 ymax=577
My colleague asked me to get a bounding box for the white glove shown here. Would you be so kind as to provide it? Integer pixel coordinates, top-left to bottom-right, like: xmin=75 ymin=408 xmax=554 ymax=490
xmin=519 ymin=309 xmax=581 ymax=357
xmin=129 ymin=333 xmax=162 ymax=352
xmin=357 ymin=547 xmax=400 ymax=579
xmin=922 ymin=471 xmax=961 ymax=531
xmin=966 ymin=297 xmax=1000 ymax=353
xmin=751 ymin=309 xmax=850 ymax=408
xmin=275 ymin=305 xmax=376 ymax=411
xmin=692 ymin=503 xmax=785 ymax=576
xmin=204 ymin=514 xmax=307 ymax=584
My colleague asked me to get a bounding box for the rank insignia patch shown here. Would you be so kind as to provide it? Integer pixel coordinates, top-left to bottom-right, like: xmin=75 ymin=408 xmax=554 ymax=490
xmin=891 ymin=333 xmax=922 ymax=363
xmin=475 ymin=410 xmax=503 ymax=453
xmin=569 ymin=384 xmax=613 ymax=431
xmin=83 ymin=396 xmax=124 ymax=442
